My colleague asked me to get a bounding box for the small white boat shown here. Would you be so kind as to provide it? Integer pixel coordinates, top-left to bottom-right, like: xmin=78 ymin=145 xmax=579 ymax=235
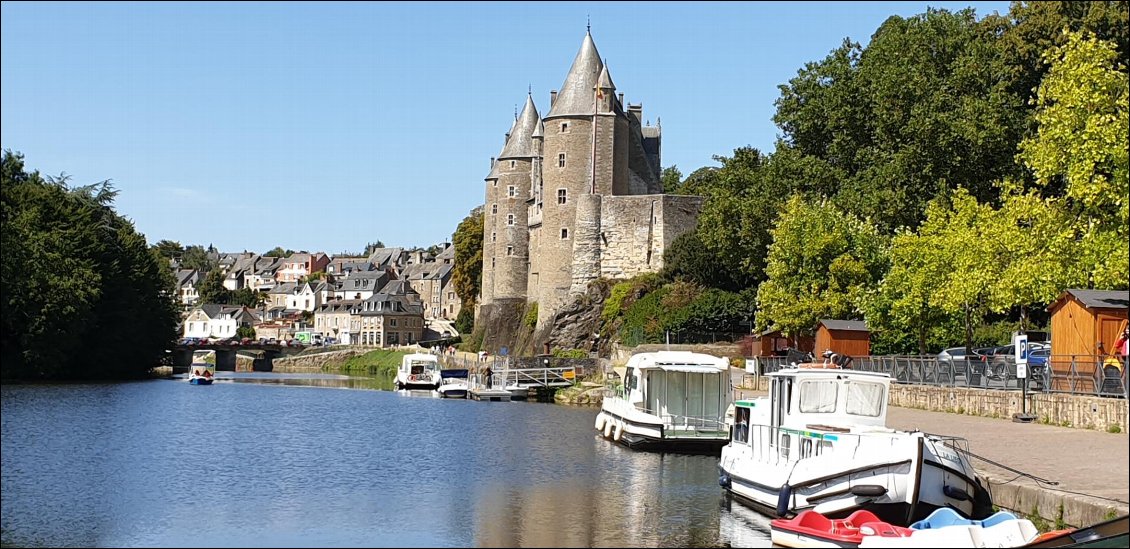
xmin=436 ymin=368 xmax=469 ymax=399
xmin=859 ymin=517 xmax=1038 ymax=547
xmin=187 ymin=362 xmax=215 ymax=385
xmin=594 ymin=351 xmax=732 ymax=453
xmin=718 ymin=365 xmax=993 ymax=526
xmin=395 ymin=353 xmax=441 ymax=390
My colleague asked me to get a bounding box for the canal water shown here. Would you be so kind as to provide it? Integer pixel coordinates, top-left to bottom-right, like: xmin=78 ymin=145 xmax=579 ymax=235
xmin=1 ymin=373 xmax=773 ymax=547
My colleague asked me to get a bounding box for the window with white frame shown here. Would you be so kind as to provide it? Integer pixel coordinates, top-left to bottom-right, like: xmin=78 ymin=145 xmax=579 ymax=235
xmin=508 ymin=185 xmax=516 ymax=198
xmin=506 ymin=246 xmax=513 ymax=256
xmin=557 ymin=188 xmax=567 ymax=205
xmin=558 ymin=153 xmax=566 ymax=168
xmin=491 ymin=204 xmax=497 ymax=215
xmin=560 ymin=228 xmax=569 ymax=239
xmin=507 ymin=214 xmax=515 ymax=226
xmin=491 ymin=232 xmax=496 ymax=243
xmin=561 ymin=122 xmax=569 ymax=133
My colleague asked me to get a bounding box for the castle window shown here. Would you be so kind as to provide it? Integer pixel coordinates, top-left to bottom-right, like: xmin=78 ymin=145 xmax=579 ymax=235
xmin=491 ymin=204 xmax=497 ymax=215
xmin=561 ymin=122 xmax=569 ymax=133
xmin=558 ymin=153 xmax=566 ymax=168
xmin=507 ymin=214 xmax=515 ymax=226
xmin=492 ymin=258 xmax=496 ymax=268
xmin=491 ymin=232 xmax=496 ymax=243
xmin=557 ymin=189 xmax=567 ymax=205
xmin=510 ymin=160 xmax=516 ymax=169
xmin=560 ymin=228 xmax=569 ymax=239
xmin=506 ymin=246 xmax=513 ymax=256
xmin=508 ymin=185 xmax=517 ymax=198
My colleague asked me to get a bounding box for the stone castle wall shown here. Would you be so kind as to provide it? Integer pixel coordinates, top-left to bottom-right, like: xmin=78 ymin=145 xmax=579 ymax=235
xmin=598 ymin=194 xmax=704 ymax=280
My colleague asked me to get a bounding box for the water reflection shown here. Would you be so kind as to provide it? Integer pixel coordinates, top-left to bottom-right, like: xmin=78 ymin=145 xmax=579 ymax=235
xmin=2 ymin=373 xmax=773 ymax=548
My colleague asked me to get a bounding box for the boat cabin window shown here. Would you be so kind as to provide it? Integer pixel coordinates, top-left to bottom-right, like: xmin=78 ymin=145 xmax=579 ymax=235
xmin=733 ymin=406 xmax=750 ymax=443
xmin=798 ymin=380 xmax=838 ymax=413
xmin=844 ymin=381 xmax=885 ymax=417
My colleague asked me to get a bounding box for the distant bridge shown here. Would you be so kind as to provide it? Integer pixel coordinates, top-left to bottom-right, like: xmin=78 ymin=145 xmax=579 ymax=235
xmin=170 ymin=343 xmax=306 ymax=373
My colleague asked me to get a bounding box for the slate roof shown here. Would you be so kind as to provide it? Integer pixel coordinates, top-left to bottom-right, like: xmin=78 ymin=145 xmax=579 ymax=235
xmin=1056 ymin=289 xmax=1130 ymax=311
xmin=818 ymin=319 xmax=870 ymax=332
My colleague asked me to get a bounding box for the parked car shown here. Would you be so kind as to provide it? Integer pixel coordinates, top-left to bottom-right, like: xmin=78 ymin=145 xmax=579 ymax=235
xmin=937 ymin=346 xmax=987 ymax=376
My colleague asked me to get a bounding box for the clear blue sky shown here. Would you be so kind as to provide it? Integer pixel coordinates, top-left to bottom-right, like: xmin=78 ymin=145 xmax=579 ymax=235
xmin=1 ymin=1 xmax=1010 ymax=255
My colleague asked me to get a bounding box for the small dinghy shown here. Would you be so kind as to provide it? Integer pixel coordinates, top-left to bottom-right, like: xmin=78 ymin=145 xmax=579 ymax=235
xmin=860 ymin=508 xmax=1039 ymax=548
xmin=770 ymin=510 xmax=913 ymax=548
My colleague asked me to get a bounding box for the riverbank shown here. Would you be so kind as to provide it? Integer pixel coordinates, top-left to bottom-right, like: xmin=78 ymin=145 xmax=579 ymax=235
xmin=270 ymin=347 xmax=408 ymax=374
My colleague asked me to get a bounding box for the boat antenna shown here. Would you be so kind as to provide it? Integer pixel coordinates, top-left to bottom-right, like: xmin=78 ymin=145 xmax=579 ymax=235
xmin=665 ymin=330 xmax=670 ymax=350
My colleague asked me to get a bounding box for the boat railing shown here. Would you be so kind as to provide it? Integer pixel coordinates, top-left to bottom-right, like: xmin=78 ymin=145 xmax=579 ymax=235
xmin=735 ymin=423 xmax=914 ymax=465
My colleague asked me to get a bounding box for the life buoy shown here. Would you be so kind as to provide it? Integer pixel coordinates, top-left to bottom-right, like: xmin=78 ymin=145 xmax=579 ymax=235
xmin=612 ymin=421 xmax=623 ymax=442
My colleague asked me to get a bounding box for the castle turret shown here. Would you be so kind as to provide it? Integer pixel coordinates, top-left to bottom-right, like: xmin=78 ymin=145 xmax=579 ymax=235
xmin=534 ymin=31 xmax=609 ymax=325
xmin=492 ymin=93 xmax=540 ymax=302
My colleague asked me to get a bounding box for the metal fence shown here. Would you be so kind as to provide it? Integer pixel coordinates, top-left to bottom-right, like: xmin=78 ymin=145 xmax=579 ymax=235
xmin=749 ymin=354 xmax=1128 ymax=398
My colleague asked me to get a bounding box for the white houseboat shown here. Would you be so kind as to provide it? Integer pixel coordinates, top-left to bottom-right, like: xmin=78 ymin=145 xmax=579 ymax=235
xmin=718 ymin=366 xmax=993 ymax=526
xmin=395 ymin=353 xmax=441 ymax=390
xmin=595 ymin=351 xmax=732 ymax=453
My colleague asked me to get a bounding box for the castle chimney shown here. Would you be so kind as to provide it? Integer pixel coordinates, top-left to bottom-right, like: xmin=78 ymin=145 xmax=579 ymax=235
xmin=618 ymin=93 xmax=624 ymax=105
xmin=490 ymin=156 xmax=495 ymax=167
xmin=550 ymin=90 xmax=558 ymax=106
xmin=628 ymin=103 xmax=643 ymax=125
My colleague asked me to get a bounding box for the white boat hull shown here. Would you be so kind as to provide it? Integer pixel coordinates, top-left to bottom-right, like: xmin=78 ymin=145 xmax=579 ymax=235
xmin=719 ymin=430 xmax=990 ymax=525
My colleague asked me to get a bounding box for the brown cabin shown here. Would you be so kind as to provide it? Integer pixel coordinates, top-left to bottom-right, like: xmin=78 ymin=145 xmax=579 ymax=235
xmin=752 ymin=328 xmax=814 ymax=357
xmin=1047 ymin=289 xmax=1129 ymax=392
xmin=814 ymin=319 xmax=870 ymax=358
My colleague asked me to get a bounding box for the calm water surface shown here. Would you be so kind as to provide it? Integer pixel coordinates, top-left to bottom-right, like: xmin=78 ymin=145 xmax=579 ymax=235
xmin=1 ymin=373 xmax=773 ymax=547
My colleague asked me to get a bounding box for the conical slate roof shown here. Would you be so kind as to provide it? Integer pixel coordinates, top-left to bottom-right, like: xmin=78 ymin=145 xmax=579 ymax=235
xmin=547 ymin=32 xmax=604 ymax=118
xmin=499 ymin=94 xmax=540 ymax=159
xmin=596 ymin=64 xmax=615 ymax=91
xmin=532 ymin=118 xmax=544 ymax=139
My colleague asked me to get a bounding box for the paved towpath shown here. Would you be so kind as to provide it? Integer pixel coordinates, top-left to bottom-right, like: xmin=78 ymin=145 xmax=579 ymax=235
xmin=886 ymin=406 xmax=1129 ymax=511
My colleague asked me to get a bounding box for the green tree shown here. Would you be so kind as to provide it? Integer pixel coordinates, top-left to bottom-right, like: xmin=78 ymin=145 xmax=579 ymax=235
xmin=153 ymin=239 xmax=184 ymax=261
xmin=755 ymin=196 xmax=889 ymax=341
xmin=231 ymin=287 xmax=265 ymax=308
xmin=865 ymin=226 xmax=956 ymax=355
xmin=1017 ymin=30 xmax=1128 ymax=289
xmin=182 ymin=244 xmax=217 ymax=272
xmin=264 ymin=246 xmax=294 ymax=258
xmin=236 ymin=325 xmax=256 ymax=340
xmin=660 ymin=165 xmax=683 ymax=194
xmin=773 ymin=8 xmax=1028 ymax=232
xmin=196 ymin=269 xmax=231 ymax=305
xmin=2 ymin=150 xmax=178 ymax=380
xmin=450 ymin=207 xmax=484 ymax=315
xmin=921 ymin=189 xmax=999 ymax=351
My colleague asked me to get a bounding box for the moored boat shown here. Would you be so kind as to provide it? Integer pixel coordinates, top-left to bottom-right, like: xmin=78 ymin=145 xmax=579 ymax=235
xmin=718 ymin=365 xmax=993 ymax=526
xmin=436 ymin=368 xmax=470 ymax=399
xmin=771 ymin=509 xmax=913 ymax=548
xmin=594 ymin=351 xmax=732 ymax=454
xmin=395 ymin=353 xmax=441 ymax=390
xmin=187 ymin=362 xmax=215 ymax=385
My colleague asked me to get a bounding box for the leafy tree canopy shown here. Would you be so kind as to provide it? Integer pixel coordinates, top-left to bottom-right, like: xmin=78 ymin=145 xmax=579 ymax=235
xmin=2 ymin=150 xmax=179 ymax=380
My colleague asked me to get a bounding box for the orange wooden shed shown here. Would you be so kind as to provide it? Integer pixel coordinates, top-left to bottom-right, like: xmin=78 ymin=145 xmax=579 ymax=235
xmin=752 ymin=328 xmax=814 ymax=357
xmin=1046 ymin=289 xmax=1128 ymax=392
xmin=814 ymin=319 xmax=870 ymax=358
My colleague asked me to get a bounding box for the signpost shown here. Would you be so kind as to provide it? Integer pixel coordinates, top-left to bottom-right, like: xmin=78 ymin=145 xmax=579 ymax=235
xmin=1012 ymin=333 xmax=1035 ymax=423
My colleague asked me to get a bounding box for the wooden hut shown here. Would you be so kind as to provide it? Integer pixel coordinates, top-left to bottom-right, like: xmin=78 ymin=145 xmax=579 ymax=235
xmin=814 ymin=319 xmax=870 ymax=358
xmin=1046 ymin=289 xmax=1129 ymax=393
xmin=752 ymin=328 xmax=814 ymax=357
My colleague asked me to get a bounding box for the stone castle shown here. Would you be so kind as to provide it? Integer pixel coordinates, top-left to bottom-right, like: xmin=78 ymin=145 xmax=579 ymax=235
xmin=477 ymin=30 xmax=703 ymax=352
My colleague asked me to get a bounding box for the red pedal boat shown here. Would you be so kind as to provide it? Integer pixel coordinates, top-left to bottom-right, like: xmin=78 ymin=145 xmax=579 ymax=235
xmin=771 ymin=510 xmax=914 ymax=548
